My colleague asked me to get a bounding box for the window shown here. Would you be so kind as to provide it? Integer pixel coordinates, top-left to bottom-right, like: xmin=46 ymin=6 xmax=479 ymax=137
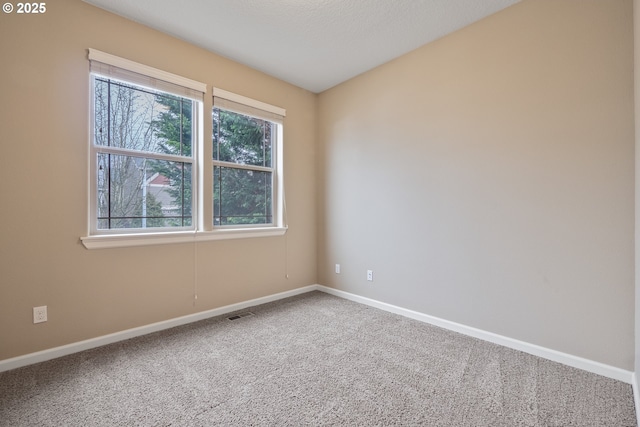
xmin=92 ymin=80 xmax=195 ymax=230
xmin=82 ymin=51 xmax=286 ymax=249
xmin=213 ymin=90 xmax=285 ymax=227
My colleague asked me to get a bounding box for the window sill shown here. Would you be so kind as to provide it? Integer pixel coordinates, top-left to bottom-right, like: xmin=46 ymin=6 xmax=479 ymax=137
xmin=81 ymin=227 xmax=288 ymax=250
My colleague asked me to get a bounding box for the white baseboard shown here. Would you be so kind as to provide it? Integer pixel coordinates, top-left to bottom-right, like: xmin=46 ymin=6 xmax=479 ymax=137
xmin=1 ymin=283 xmax=635 ymax=388
xmin=633 ymin=373 xmax=640 ymax=427
xmin=0 ymin=285 xmax=317 ymax=373
xmin=316 ymin=285 xmax=634 ymax=385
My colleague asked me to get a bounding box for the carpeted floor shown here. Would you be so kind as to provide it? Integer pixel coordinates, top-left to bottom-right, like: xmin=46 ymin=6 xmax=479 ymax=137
xmin=0 ymin=291 xmax=636 ymax=426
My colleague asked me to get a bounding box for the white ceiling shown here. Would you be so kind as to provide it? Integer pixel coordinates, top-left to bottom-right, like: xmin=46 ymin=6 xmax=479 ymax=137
xmin=83 ymin=0 xmax=521 ymax=93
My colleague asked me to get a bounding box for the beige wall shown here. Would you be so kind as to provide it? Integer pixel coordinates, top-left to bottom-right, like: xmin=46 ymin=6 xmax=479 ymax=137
xmin=0 ymin=0 xmax=317 ymax=359
xmin=318 ymin=0 xmax=634 ymax=369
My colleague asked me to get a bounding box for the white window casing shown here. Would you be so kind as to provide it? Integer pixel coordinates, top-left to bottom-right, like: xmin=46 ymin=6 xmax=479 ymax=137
xmin=82 ymin=51 xmax=288 ymax=249
xmin=88 ymin=49 xmax=206 ymax=101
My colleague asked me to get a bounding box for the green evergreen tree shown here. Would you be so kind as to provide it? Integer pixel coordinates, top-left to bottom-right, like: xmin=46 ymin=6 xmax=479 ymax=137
xmin=151 ymin=95 xmax=193 ymax=226
xmin=213 ymin=109 xmax=273 ymax=225
xmin=134 ymin=191 xmax=165 ymax=228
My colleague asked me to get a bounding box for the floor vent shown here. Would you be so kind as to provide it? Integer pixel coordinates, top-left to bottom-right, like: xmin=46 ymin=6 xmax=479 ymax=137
xmin=227 ymin=312 xmax=255 ymax=321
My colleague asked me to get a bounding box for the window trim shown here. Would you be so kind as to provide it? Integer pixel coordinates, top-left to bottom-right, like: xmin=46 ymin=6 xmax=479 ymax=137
xmin=80 ymin=227 xmax=288 ymax=250
xmin=213 ymin=88 xmax=286 ymax=119
xmin=82 ymin=51 xmax=287 ymax=249
xmin=88 ymin=49 xmax=207 ymax=96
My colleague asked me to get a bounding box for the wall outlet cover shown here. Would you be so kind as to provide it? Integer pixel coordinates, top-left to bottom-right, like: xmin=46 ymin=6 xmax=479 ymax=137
xmin=33 ymin=306 xmax=47 ymax=324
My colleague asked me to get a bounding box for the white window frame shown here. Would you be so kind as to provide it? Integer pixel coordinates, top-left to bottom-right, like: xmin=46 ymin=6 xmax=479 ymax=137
xmin=212 ymin=88 xmax=286 ymax=231
xmin=81 ymin=50 xmax=287 ymax=249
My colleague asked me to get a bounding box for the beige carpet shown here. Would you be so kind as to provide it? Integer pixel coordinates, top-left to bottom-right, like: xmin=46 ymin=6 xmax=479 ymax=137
xmin=0 ymin=291 xmax=636 ymax=426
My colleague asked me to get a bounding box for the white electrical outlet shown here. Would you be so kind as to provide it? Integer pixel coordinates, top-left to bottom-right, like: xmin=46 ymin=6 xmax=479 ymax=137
xmin=335 ymin=264 xmax=341 ymax=274
xmin=367 ymin=270 xmax=373 ymax=281
xmin=33 ymin=306 xmax=47 ymax=324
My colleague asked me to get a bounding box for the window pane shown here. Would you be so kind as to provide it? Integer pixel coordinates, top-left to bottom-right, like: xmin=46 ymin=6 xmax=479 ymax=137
xmin=97 ymin=153 xmax=192 ymax=229
xmin=213 ymin=166 xmax=272 ymax=225
xmin=94 ymin=77 xmax=193 ymax=157
xmin=212 ymin=109 xmax=272 ymax=167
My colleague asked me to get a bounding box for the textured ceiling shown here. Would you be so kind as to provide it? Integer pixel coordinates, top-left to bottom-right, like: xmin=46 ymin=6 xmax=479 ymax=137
xmin=82 ymin=0 xmax=521 ymax=93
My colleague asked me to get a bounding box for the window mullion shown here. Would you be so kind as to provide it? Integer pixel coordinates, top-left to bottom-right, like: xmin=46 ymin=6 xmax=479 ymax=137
xmin=212 ymin=160 xmax=273 ymax=173
xmin=95 ymin=145 xmax=193 ymax=164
